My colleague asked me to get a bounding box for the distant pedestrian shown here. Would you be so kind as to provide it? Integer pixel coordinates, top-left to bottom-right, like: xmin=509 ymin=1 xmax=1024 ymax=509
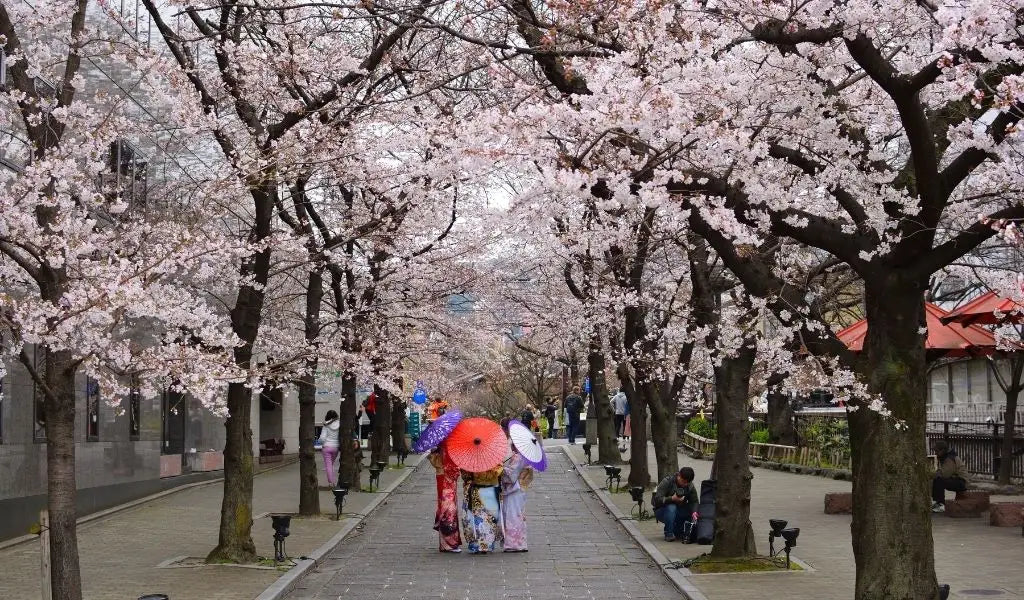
xmin=612 ymin=389 xmax=628 ymax=438
xmin=520 ymin=404 xmax=535 ymax=431
xmin=653 ymin=467 xmax=698 ymax=542
xmin=357 ymin=403 xmax=371 ymax=445
xmin=428 ymin=443 xmax=462 ymax=553
xmin=543 ymin=398 xmax=557 ymax=439
xmin=318 ymin=410 xmax=341 ymax=486
xmin=931 ymin=440 xmax=968 ymax=512
xmin=564 ymin=387 xmax=584 ymax=444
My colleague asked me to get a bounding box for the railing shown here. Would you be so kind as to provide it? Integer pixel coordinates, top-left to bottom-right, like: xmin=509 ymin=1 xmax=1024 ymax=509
xmin=926 ymin=422 xmax=1024 ymax=481
xmin=682 ymin=430 xmax=852 ymax=469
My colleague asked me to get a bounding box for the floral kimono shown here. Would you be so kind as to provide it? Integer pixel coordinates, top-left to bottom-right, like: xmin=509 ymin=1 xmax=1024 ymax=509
xmin=460 ymin=465 xmax=504 ymax=553
xmin=428 ymin=446 xmax=462 ymax=552
xmin=500 ymin=452 xmax=531 ymax=551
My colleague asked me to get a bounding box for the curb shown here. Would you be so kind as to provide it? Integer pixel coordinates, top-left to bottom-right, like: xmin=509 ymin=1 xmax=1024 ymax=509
xmin=254 ymin=459 xmax=422 ymax=600
xmin=0 ymin=458 xmax=298 ymax=552
xmin=565 ymin=447 xmax=709 ymax=600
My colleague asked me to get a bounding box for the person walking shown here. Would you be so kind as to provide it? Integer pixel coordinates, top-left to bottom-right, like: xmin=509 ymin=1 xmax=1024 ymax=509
xmin=543 ymin=398 xmax=557 ymax=439
xmin=564 ymin=387 xmax=584 ymax=445
xmin=612 ymin=389 xmax=628 ymax=438
xmin=500 ymin=419 xmax=532 ymax=552
xmin=318 ymin=410 xmax=341 ymax=487
xmin=460 ymin=465 xmax=505 ymax=554
xmin=428 ymin=443 xmax=462 ymax=552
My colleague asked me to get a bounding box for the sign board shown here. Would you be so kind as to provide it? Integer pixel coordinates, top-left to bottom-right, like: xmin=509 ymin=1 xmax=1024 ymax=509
xmin=583 ymin=377 xmax=591 ymax=394
xmin=412 ymin=388 xmax=428 ymax=405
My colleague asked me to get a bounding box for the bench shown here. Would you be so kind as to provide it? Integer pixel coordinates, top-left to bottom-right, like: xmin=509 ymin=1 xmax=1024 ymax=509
xmin=824 ymin=492 xmax=853 ymax=514
xmin=990 ymin=502 xmax=1024 ymax=527
xmin=945 ymin=489 xmax=991 ymax=518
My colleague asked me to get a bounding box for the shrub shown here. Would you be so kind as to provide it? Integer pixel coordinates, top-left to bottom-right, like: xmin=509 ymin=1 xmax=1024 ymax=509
xmin=686 ymin=417 xmax=717 ymax=439
xmin=749 ymin=428 xmax=771 ymax=444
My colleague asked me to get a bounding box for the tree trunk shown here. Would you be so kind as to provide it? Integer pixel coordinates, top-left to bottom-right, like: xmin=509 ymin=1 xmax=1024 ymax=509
xmin=370 ymin=386 xmax=392 ymax=465
xmin=849 ymin=278 xmax=937 ymax=600
xmin=338 ymin=371 xmax=360 ymax=490
xmin=619 ymin=361 xmax=650 ymax=487
xmin=207 ymin=381 xmax=257 ymax=563
xmin=390 ymin=396 xmax=408 ymax=455
xmin=298 ymin=267 xmax=323 ymax=515
xmin=647 ymin=378 xmax=679 ymax=483
xmin=710 ymin=344 xmax=757 ymax=558
xmin=297 ymin=373 xmax=319 ymax=514
xmin=208 ymin=187 xmax=273 ymax=563
xmin=44 ymin=349 xmax=83 ymax=600
xmin=998 ymin=380 xmax=1021 ymax=485
xmin=588 ymin=341 xmax=621 ymax=463
xmin=767 ymin=390 xmax=797 ymax=446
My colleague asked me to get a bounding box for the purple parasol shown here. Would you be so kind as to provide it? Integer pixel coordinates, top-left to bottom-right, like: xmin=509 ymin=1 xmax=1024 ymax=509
xmin=412 ymin=410 xmax=463 ymax=453
xmin=508 ymin=419 xmax=547 ymax=471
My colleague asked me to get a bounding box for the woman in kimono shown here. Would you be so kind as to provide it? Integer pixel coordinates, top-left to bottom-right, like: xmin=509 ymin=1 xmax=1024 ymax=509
xmin=460 ymin=465 xmax=504 ymax=554
xmin=428 ymin=444 xmax=462 ymax=553
xmin=500 ymin=447 xmax=532 ymax=552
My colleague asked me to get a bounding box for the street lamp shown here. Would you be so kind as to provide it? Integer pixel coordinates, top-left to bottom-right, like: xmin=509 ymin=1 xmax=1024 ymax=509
xmin=604 ymin=465 xmax=621 ymax=493
xmin=270 ymin=514 xmax=292 ymax=563
xmin=629 ymin=486 xmax=648 ymax=520
xmin=368 ymin=465 xmax=383 ymax=491
xmin=332 ymin=487 xmax=349 ymax=520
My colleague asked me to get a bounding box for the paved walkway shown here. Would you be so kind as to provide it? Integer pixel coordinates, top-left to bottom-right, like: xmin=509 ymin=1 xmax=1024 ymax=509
xmin=0 ymin=453 xmax=420 ymax=600
xmin=286 ymin=450 xmax=681 ymax=600
xmin=565 ymin=443 xmax=1024 ymax=600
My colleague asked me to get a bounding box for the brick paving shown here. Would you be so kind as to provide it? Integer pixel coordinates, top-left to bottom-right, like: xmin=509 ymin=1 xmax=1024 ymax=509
xmin=285 ymin=450 xmax=681 ymax=600
xmin=566 ymin=443 xmax=1024 ymax=600
xmin=0 ymin=454 xmax=420 ymax=600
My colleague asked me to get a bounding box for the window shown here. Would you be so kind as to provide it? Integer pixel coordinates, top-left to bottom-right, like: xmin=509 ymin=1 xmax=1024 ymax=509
xmin=969 ymin=360 xmax=990 ymax=407
xmin=86 ymin=377 xmax=100 ymax=441
xmin=128 ymin=377 xmax=141 ymax=441
xmin=33 ymin=346 xmax=46 ymax=442
xmin=102 ymin=139 xmax=148 ymax=212
xmin=951 ymin=362 xmax=969 ymax=407
xmin=928 ymin=366 xmax=949 ymax=407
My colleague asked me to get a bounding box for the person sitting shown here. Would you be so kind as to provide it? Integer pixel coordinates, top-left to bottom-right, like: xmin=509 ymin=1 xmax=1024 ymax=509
xmin=652 ymin=467 xmax=698 ymax=541
xmin=931 ymin=440 xmax=968 ymax=513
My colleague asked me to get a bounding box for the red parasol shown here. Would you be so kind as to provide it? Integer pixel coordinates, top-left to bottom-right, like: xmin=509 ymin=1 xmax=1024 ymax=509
xmin=836 ymin=302 xmax=997 ymax=357
xmin=445 ymin=417 xmax=507 ymax=473
xmin=941 ymin=291 xmax=1024 ymax=326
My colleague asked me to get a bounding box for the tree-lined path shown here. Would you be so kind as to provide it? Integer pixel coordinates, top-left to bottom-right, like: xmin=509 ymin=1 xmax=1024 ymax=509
xmin=286 ymin=450 xmax=679 ymax=600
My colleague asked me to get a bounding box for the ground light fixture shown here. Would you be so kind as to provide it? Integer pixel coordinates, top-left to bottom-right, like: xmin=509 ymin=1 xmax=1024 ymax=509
xmin=368 ymin=465 xmax=383 ymax=491
xmin=270 ymin=514 xmax=292 ymax=563
xmin=780 ymin=527 xmax=800 ymax=569
xmin=604 ymin=465 xmax=622 ymax=492
xmin=375 ymin=460 xmax=387 ymax=472
xmin=333 ymin=487 xmax=349 ymax=520
xmin=582 ymin=443 xmax=592 ymax=464
xmin=629 ymin=486 xmax=648 ymax=520
xmin=939 ymin=584 xmax=950 ymax=600
xmin=768 ymin=518 xmax=788 ymax=555
xmin=397 ymin=447 xmax=409 ymax=466
xmin=138 ymin=595 xmax=169 ymax=600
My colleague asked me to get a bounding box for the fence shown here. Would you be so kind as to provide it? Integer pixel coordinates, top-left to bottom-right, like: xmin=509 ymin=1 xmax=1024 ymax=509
xmin=926 ymin=420 xmax=1024 ymax=481
xmin=681 ymin=430 xmax=851 ymax=470
xmin=687 ymin=416 xmax=1024 ymax=481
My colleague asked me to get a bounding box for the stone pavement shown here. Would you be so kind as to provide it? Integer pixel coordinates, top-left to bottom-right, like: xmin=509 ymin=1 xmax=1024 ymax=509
xmin=565 ymin=443 xmax=1024 ymax=600
xmin=0 ymin=453 xmax=420 ymax=600
xmin=285 ymin=450 xmax=681 ymax=600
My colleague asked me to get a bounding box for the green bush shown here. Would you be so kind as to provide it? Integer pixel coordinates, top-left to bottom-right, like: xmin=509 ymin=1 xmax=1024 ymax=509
xmin=796 ymin=417 xmax=850 ymax=464
xmin=749 ymin=428 xmax=771 ymax=444
xmin=686 ymin=417 xmax=717 ymax=439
